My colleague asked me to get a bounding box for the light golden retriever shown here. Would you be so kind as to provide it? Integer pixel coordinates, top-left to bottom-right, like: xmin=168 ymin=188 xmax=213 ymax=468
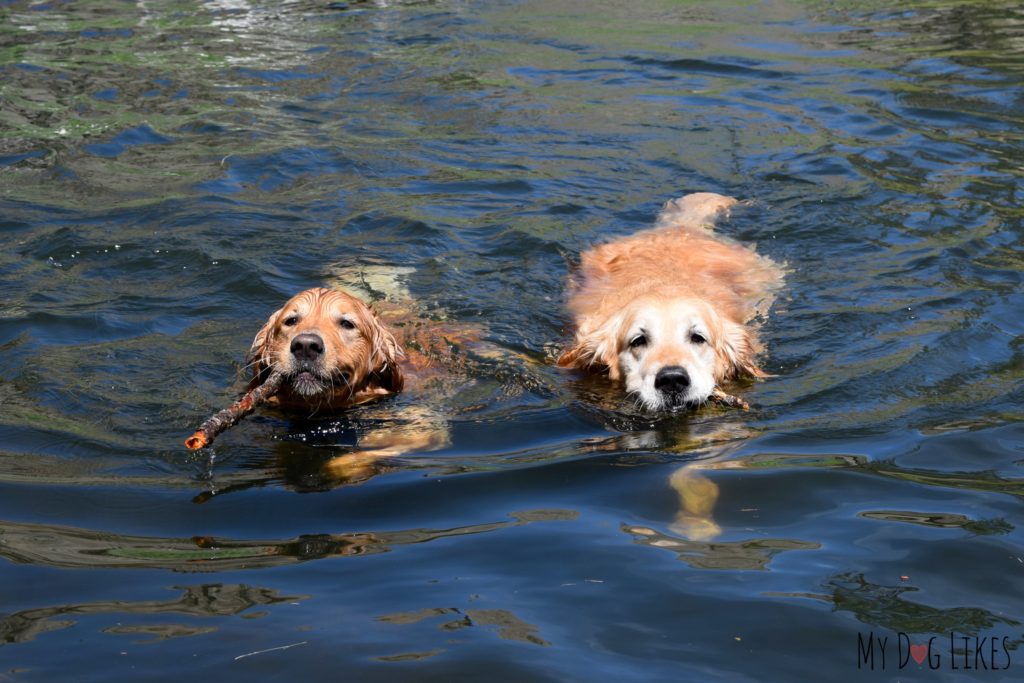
xmin=558 ymin=192 xmax=782 ymax=411
xmin=559 ymin=192 xmax=784 ymax=542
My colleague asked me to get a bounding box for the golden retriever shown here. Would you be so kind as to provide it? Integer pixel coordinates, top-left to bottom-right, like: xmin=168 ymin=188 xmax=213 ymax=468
xmin=248 ymin=287 xmax=404 ymax=412
xmin=247 ymin=286 xmax=480 ymax=476
xmin=558 ymin=192 xmax=784 ymax=542
xmin=558 ymin=192 xmax=782 ymax=411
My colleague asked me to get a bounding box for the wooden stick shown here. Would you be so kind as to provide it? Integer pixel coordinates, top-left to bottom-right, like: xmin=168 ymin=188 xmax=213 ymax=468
xmin=185 ymin=371 xmax=285 ymax=450
xmin=709 ymin=387 xmax=750 ymax=410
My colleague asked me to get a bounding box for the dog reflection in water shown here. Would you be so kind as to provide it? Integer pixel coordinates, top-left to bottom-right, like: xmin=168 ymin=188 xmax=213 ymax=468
xmin=608 ymin=428 xmax=742 ymax=542
xmin=668 ymin=467 xmax=722 ymax=541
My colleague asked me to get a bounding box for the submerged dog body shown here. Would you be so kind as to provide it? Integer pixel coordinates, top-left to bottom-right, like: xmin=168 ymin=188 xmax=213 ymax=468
xmin=559 ymin=192 xmax=782 ymax=411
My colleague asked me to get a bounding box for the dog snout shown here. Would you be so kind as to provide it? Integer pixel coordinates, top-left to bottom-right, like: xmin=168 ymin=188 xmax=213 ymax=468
xmin=655 ymin=366 xmax=690 ymax=394
xmin=290 ymin=333 xmax=325 ymax=362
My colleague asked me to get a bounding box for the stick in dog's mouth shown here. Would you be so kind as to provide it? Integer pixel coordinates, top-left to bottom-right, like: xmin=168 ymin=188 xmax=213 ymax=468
xmin=184 ymin=371 xmax=286 ymax=450
xmin=708 ymin=387 xmax=749 ymax=410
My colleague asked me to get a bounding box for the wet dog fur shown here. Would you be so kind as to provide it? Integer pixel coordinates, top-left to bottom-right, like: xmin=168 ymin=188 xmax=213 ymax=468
xmin=557 ymin=192 xmax=784 ymax=542
xmin=247 ymin=286 xmax=473 ymax=478
xmin=558 ymin=192 xmax=782 ymax=412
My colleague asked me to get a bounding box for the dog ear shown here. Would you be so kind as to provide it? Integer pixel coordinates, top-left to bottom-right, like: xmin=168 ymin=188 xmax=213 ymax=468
xmin=247 ymin=307 xmax=283 ymax=386
xmin=557 ymin=318 xmax=623 ymax=380
xmin=715 ymin=318 xmax=765 ymax=381
xmin=556 ymin=344 xmax=588 ymax=369
xmin=367 ymin=315 xmax=406 ymax=393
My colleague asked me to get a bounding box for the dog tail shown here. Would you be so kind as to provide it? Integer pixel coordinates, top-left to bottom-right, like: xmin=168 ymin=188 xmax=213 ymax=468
xmin=655 ymin=192 xmax=739 ymax=232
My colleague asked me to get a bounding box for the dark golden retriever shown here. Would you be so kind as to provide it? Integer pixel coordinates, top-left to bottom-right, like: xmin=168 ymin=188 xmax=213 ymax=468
xmin=246 ymin=286 xmax=483 ymax=476
xmin=248 ymin=287 xmax=405 ymax=412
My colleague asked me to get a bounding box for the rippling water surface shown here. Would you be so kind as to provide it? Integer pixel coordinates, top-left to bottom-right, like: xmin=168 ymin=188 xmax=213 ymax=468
xmin=2 ymin=1 xmax=1023 ymax=680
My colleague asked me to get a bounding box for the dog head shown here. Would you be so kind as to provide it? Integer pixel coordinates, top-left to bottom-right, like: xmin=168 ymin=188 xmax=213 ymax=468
xmin=249 ymin=288 xmax=403 ymax=407
xmin=558 ymin=294 xmax=762 ymax=411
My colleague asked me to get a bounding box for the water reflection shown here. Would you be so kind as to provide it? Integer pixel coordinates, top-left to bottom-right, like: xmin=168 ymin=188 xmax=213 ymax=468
xmin=623 ymin=523 xmax=819 ymax=571
xmin=859 ymin=510 xmax=1013 ymax=535
xmin=2 ymin=0 xmax=1024 ymax=679
xmin=0 ymin=583 xmax=301 ymax=645
xmin=102 ymin=623 xmax=218 ymax=644
xmin=377 ymin=607 xmax=550 ymax=648
xmin=824 ymin=572 xmax=1022 ymax=636
xmin=695 ymin=451 xmax=1024 ymax=499
xmin=0 ymin=509 xmax=577 ymax=571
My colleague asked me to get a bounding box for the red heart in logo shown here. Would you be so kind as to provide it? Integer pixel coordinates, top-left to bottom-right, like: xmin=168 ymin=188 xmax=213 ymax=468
xmin=910 ymin=644 xmax=927 ymax=665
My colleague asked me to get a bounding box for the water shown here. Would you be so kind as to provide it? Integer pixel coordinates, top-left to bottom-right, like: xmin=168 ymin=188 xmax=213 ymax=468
xmin=2 ymin=0 xmax=1023 ymax=680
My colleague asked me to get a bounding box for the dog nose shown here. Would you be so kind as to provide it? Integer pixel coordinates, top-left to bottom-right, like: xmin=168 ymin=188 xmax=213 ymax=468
xmin=655 ymin=366 xmax=690 ymax=394
xmin=290 ymin=333 xmax=325 ymax=362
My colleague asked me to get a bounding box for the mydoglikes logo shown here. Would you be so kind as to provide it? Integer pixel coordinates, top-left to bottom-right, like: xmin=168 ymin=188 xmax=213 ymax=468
xmin=857 ymin=631 xmax=1012 ymax=671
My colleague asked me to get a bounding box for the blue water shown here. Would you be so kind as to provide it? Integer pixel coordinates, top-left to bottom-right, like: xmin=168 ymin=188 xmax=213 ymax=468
xmin=1 ymin=1 xmax=1023 ymax=680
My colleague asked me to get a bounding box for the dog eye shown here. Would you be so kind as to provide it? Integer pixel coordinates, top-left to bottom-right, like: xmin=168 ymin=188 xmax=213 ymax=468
xmin=691 ymin=332 xmax=707 ymax=345
xmin=629 ymin=334 xmax=648 ymax=349
xmin=283 ymin=315 xmax=299 ymax=327
xmin=339 ymin=318 xmax=356 ymax=330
